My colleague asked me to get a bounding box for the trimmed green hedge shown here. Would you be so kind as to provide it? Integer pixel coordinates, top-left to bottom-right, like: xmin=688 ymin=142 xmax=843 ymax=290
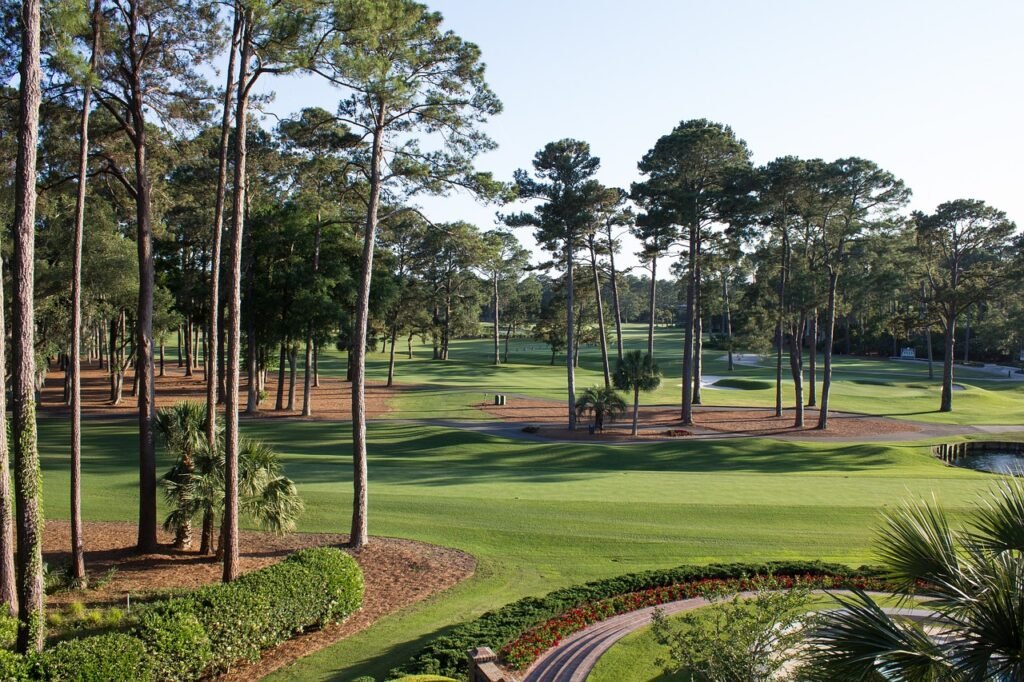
xmin=136 ymin=546 xmax=363 ymax=679
xmin=388 ymin=561 xmax=883 ymax=679
xmin=0 ymin=547 xmax=363 ymax=682
xmin=40 ymin=633 xmax=153 ymax=682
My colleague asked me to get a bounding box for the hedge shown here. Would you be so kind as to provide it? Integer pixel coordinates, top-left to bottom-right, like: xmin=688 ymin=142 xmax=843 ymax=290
xmin=0 ymin=546 xmax=363 ymax=682
xmin=136 ymin=546 xmax=363 ymax=678
xmin=388 ymin=560 xmax=885 ymax=679
xmin=39 ymin=633 xmax=153 ymax=682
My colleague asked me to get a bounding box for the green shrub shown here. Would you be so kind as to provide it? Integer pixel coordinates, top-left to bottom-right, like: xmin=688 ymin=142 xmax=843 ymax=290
xmin=0 ymin=547 xmax=362 ymax=682
xmin=0 ymin=609 xmax=18 ymax=650
xmin=137 ymin=546 xmax=362 ymax=677
xmin=389 ymin=561 xmax=884 ymax=679
xmin=0 ymin=649 xmax=29 ymax=680
xmin=39 ymin=633 xmax=153 ymax=682
xmin=134 ymin=603 xmax=213 ymax=682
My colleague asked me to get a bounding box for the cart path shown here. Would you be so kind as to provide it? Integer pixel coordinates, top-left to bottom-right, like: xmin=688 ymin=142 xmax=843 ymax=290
xmin=405 ymin=413 xmax=1024 ymax=445
xmin=521 ymin=592 xmax=934 ymax=682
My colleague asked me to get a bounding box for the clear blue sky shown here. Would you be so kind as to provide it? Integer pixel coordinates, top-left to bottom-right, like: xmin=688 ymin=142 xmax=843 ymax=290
xmin=259 ymin=0 xmax=1023 ymax=270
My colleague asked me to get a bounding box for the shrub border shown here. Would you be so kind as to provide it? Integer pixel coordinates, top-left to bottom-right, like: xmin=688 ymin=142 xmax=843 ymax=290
xmin=389 ymin=560 xmax=887 ymax=679
xmin=0 ymin=546 xmax=363 ymax=681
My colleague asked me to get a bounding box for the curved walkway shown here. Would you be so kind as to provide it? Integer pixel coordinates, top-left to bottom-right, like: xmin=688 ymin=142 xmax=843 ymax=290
xmin=522 ymin=593 xmax=933 ymax=682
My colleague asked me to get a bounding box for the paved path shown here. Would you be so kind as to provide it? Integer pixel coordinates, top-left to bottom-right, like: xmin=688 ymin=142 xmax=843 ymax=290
xmin=402 ymin=414 xmax=1024 ymax=446
xmin=522 ymin=593 xmax=934 ymax=682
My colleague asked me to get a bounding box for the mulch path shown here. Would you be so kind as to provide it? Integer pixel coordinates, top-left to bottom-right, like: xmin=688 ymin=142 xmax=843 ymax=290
xmin=42 ymin=522 xmax=475 ymax=680
xmin=38 ymin=361 xmax=401 ymax=421
xmin=482 ymin=399 xmax=920 ymax=439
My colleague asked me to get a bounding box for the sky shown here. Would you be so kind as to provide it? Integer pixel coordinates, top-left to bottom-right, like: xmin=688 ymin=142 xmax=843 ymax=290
xmin=256 ymin=0 xmax=1024 ymax=271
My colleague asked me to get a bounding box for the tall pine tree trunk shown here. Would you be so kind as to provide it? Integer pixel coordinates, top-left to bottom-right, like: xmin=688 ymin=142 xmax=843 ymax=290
xmin=302 ymin=337 xmax=315 ymax=415
xmin=0 ymin=246 xmax=16 ymax=618
xmin=565 ymin=243 xmax=577 ymax=430
xmin=349 ymin=121 xmax=385 ymax=551
xmin=807 ymin=312 xmax=817 ymax=407
xmin=222 ymin=11 xmax=253 ymax=582
xmin=692 ymin=268 xmax=703 ymax=406
xmin=606 ymin=224 xmax=624 ymax=363
xmin=817 ymin=271 xmax=840 ymax=430
xmin=68 ymin=0 xmax=101 ymax=586
xmin=492 ymin=273 xmax=500 ymax=365
xmin=775 ymin=323 xmax=783 ymax=417
xmin=681 ymin=226 xmax=696 ymax=425
xmin=647 ymin=253 xmax=657 ymax=357
xmin=302 ymin=216 xmax=321 ymax=417
xmin=692 ymin=235 xmax=704 ymax=406
xmin=128 ymin=0 xmax=159 ymax=552
xmin=723 ymin=273 xmax=734 ymax=371
xmin=286 ymin=347 xmax=296 ymax=411
xmin=204 ymin=12 xmax=236 ymax=440
xmin=386 ymin=326 xmax=398 ymax=387
xmin=588 ymin=238 xmax=611 ymax=388
xmin=275 ymin=342 xmax=286 ymax=410
xmin=940 ymin=314 xmax=956 ymax=412
xmin=184 ymin=318 xmax=193 ymax=376
xmin=789 ymin=317 xmax=805 ymax=428
xmin=12 ymin=0 xmax=44 ymax=647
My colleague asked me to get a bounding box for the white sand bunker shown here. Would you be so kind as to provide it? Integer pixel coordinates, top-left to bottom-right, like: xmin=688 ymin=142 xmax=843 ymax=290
xmin=677 ymin=375 xmax=741 ymax=390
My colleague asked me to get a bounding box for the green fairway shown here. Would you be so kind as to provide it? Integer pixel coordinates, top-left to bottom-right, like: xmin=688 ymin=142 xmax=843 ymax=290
xmin=34 ymin=414 xmax=1012 ymax=680
xmin=345 ymin=324 xmax=1024 ymax=426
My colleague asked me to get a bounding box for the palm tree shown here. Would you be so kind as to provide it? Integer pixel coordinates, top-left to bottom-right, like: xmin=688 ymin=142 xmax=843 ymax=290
xmin=159 ymin=402 xmax=303 ymax=556
xmin=575 ymin=386 xmax=626 ymax=433
xmin=157 ymin=402 xmax=207 ymax=549
xmin=613 ymin=351 xmax=662 ymax=436
xmin=802 ymin=478 xmax=1024 ymax=680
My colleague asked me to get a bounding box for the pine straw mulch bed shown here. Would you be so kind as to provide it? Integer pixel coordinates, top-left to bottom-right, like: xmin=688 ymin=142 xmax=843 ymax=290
xmin=42 ymin=521 xmax=475 ymax=680
xmin=481 ymin=399 xmax=920 ymax=439
xmin=38 ymin=361 xmax=403 ymax=421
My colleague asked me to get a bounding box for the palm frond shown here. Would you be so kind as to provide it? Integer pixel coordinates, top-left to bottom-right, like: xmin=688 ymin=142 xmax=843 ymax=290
xmin=802 ymin=590 xmax=951 ymax=682
xmin=947 ymin=550 xmax=1024 ymax=680
xmin=874 ymin=495 xmax=960 ymax=595
xmin=968 ymin=477 xmax=1024 ymax=554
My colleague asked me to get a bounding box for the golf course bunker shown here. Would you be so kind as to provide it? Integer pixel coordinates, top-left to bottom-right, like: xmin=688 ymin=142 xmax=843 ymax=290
xmin=934 ymin=441 xmax=1024 ymax=475
xmin=679 ymin=376 xmax=770 ymax=391
xmin=679 ymin=375 xmax=741 ymax=391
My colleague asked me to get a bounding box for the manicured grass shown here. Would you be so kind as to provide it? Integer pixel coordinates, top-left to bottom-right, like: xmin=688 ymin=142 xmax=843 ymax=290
xmin=589 ymin=622 xmax=691 ymax=682
xmin=327 ymin=324 xmax=1024 ymax=426
xmin=54 ymin=418 xmax=984 ymax=681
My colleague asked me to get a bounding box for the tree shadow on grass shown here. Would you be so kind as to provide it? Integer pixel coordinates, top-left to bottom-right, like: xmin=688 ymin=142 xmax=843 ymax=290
xmin=306 ymin=619 xmax=466 ymax=682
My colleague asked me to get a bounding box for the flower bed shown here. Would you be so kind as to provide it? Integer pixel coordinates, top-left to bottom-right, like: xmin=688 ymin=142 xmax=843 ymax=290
xmin=388 ymin=561 xmax=889 ymax=680
xmin=499 ymin=573 xmax=891 ymax=669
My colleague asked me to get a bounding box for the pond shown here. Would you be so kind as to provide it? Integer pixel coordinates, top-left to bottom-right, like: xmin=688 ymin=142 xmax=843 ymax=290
xmin=956 ymin=452 xmax=1024 ymax=475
